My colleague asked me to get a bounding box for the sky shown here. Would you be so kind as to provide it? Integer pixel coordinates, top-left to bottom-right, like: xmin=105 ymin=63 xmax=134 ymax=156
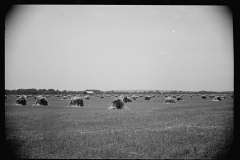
xmin=5 ymin=5 xmax=233 ymax=91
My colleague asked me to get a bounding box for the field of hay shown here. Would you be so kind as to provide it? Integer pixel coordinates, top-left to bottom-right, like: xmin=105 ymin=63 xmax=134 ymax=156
xmin=5 ymin=95 xmax=234 ymax=159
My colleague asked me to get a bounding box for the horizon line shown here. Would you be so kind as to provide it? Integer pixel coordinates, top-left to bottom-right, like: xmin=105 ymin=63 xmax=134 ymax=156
xmin=5 ymin=88 xmax=234 ymax=93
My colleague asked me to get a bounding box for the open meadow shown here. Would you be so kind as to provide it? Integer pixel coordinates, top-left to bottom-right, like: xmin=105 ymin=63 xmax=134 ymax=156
xmin=5 ymin=95 xmax=234 ymax=159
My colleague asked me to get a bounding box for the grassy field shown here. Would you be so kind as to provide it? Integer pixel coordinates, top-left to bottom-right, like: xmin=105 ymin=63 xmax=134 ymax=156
xmin=5 ymin=95 xmax=234 ymax=159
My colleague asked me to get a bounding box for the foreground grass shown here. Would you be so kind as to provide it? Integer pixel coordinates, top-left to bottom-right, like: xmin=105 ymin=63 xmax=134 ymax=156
xmin=5 ymin=96 xmax=233 ymax=159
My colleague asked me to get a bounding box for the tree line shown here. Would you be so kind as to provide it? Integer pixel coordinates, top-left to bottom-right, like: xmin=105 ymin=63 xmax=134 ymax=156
xmin=5 ymin=88 xmax=83 ymax=95
xmin=5 ymin=88 xmax=233 ymax=96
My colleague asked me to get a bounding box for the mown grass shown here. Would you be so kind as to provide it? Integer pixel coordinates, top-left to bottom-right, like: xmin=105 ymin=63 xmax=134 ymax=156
xmin=5 ymin=96 xmax=234 ymax=159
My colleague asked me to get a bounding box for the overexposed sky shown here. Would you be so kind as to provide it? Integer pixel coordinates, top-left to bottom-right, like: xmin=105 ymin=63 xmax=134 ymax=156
xmin=5 ymin=5 xmax=233 ymax=91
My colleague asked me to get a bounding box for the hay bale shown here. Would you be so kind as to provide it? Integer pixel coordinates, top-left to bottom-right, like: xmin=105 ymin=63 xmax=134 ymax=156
xmin=176 ymin=96 xmax=183 ymax=101
xmin=32 ymin=96 xmax=48 ymax=106
xmin=208 ymin=95 xmax=215 ymax=98
xmin=122 ymin=96 xmax=132 ymax=103
xmin=16 ymin=95 xmax=27 ymax=105
xmin=145 ymin=96 xmax=151 ymax=100
xmin=212 ymin=96 xmax=221 ymax=101
xmin=68 ymin=96 xmax=84 ymax=107
xmin=164 ymin=97 xmax=176 ymax=104
xmin=201 ymin=95 xmax=207 ymax=99
xmin=109 ymin=98 xmax=124 ymax=109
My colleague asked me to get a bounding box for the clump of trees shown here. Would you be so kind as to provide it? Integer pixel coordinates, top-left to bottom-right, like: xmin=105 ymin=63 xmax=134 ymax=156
xmin=5 ymin=89 xmax=163 ymax=95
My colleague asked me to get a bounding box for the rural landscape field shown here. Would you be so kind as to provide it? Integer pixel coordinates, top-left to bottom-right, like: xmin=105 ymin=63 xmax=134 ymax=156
xmin=5 ymin=94 xmax=234 ymax=159
xmin=5 ymin=4 xmax=234 ymax=159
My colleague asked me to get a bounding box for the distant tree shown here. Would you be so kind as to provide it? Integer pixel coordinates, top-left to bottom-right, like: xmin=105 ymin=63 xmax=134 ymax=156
xmin=16 ymin=89 xmax=24 ymax=95
xmin=32 ymin=89 xmax=38 ymax=95
xmin=37 ymin=89 xmax=47 ymax=95
xmin=62 ymin=90 xmax=67 ymax=94
xmin=5 ymin=90 xmax=10 ymax=95
xmin=12 ymin=89 xmax=17 ymax=95
xmin=45 ymin=89 xmax=55 ymax=95
xmin=155 ymin=90 xmax=161 ymax=94
xmin=147 ymin=91 xmax=154 ymax=94
xmin=54 ymin=89 xmax=60 ymax=95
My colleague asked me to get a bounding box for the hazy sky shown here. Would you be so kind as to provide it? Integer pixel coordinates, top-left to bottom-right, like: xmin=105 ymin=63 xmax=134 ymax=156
xmin=5 ymin=5 xmax=233 ymax=91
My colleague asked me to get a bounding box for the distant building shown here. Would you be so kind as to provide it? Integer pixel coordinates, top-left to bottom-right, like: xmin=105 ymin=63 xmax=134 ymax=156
xmin=83 ymin=90 xmax=94 ymax=95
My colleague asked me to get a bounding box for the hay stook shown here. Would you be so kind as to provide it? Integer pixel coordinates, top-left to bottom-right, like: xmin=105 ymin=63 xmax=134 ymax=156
xmin=176 ymin=96 xmax=183 ymax=101
xmin=108 ymin=98 xmax=125 ymax=109
xmin=32 ymin=96 xmax=49 ymax=106
xmin=16 ymin=95 xmax=27 ymax=105
xmin=212 ymin=96 xmax=221 ymax=101
xmin=145 ymin=96 xmax=151 ymax=100
xmin=164 ymin=97 xmax=176 ymax=104
xmin=68 ymin=97 xmax=84 ymax=107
